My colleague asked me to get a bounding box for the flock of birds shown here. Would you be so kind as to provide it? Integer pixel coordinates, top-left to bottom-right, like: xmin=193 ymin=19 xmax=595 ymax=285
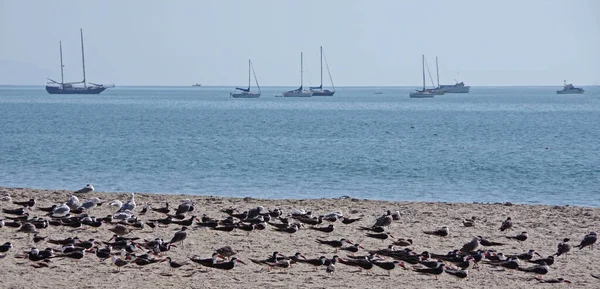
xmin=0 ymin=184 xmax=599 ymax=285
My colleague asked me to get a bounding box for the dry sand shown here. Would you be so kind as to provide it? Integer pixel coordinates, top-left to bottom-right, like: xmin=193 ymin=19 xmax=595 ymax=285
xmin=0 ymin=187 xmax=598 ymax=288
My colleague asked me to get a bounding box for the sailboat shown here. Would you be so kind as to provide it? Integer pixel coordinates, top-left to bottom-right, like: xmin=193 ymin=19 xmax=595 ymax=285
xmin=231 ymin=59 xmax=261 ymax=98
xmin=46 ymin=29 xmax=112 ymax=95
xmin=424 ymin=56 xmax=445 ymax=95
xmin=283 ymin=52 xmax=313 ymax=97
xmin=409 ymin=55 xmax=443 ymax=98
xmin=310 ymin=46 xmax=335 ymax=96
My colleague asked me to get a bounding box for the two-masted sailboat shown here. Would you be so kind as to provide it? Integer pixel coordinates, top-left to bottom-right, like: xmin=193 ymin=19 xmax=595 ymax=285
xmin=46 ymin=29 xmax=112 ymax=95
xmin=231 ymin=59 xmax=261 ymax=98
xmin=283 ymin=52 xmax=313 ymax=97
xmin=409 ymin=55 xmax=444 ymax=98
xmin=310 ymin=46 xmax=335 ymax=96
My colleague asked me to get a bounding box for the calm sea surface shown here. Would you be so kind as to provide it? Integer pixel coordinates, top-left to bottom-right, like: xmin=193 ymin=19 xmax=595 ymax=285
xmin=0 ymin=86 xmax=599 ymax=206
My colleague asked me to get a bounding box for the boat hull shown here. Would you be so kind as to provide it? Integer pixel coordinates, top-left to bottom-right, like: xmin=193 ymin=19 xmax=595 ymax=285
xmin=45 ymin=85 xmax=106 ymax=95
xmin=556 ymin=90 xmax=584 ymax=94
xmin=283 ymin=91 xmax=313 ymax=97
xmin=438 ymin=85 xmax=470 ymax=93
xmin=409 ymin=92 xmax=435 ymax=98
xmin=311 ymin=89 xmax=335 ymax=96
xmin=231 ymin=92 xmax=260 ymax=98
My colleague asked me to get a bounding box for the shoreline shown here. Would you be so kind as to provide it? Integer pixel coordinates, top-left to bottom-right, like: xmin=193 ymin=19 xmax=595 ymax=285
xmin=1 ymin=186 xmax=599 ymax=288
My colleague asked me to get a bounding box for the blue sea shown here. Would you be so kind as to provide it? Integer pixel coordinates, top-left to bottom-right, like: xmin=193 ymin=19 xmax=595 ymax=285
xmin=0 ymin=86 xmax=599 ymax=206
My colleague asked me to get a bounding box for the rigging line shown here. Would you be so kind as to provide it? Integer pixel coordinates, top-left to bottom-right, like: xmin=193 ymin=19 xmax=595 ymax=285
xmin=322 ymin=49 xmax=335 ymax=91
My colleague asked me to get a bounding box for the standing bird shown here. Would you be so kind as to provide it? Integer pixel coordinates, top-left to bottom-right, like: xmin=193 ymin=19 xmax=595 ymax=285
xmin=506 ymin=231 xmax=528 ymax=242
xmin=423 ymin=226 xmax=450 ymax=237
xmin=120 ymin=193 xmax=136 ymax=212
xmin=169 ymin=226 xmax=188 ymax=247
xmin=66 ymin=195 xmax=80 ymax=210
xmin=75 ymin=184 xmax=94 ymax=194
xmin=499 ymin=217 xmax=513 ymax=231
xmin=578 ymin=232 xmax=597 ymax=250
xmin=112 ymin=255 xmax=129 ymax=271
xmin=554 ymin=238 xmax=571 ymax=257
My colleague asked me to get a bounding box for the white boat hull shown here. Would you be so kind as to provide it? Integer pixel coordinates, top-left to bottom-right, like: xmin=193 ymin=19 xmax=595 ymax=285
xmin=231 ymin=92 xmax=260 ymax=98
xmin=409 ymin=91 xmax=435 ymax=98
xmin=438 ymin=85 xmax=470 ymax=93
xmin=283 ymin=91 xmax=313 ymax=97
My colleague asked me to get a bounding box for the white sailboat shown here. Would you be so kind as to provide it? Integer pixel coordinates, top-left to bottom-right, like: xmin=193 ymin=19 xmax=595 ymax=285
xmin=283 ymin=52 xmax=313 ymax=97
xmin=310 ymin=46 xmax=335 ymax=96
xmin=410 ymin=55 xmax=443 ymax=98
xmin=231 ymin=59 xmax=261 ymax=98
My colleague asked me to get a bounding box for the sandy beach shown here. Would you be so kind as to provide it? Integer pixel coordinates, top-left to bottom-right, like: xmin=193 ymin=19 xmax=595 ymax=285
xmin=0 ymin=186 xmax=598 ymax=288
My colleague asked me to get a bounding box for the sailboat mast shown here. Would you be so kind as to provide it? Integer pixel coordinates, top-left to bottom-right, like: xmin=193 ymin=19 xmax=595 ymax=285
xmin=250 ymin=60 xmax=261 ymax=93
xmin=59 ymin=41 xmax=64 ymax=85
xmin=300 ymin=52 xmax=303 ymax=89
xmin=436 ymin=56 xmax=440 ymax=88
xmin=320 ymin=46 xmax=323 ymax=88
xmin=248 ymin=59 xmax=251 ymax=90
xmin=80 ymin=28 xmax=87 ymax=87
xmin=421 ymin=54 xmax=426 ymax=90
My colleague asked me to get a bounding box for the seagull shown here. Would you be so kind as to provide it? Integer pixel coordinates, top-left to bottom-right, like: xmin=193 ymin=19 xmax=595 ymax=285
xmin=121 ymin=193 xmax=136 ymax=212
xmin=554 ymin=238 xmax=572 ymax=257
xmin=51 ymin=203 xmax=71 ymax=217
xmin=79 ymin=197 xmax=102 ymax=211
xmin=75 ymin=184 xmax=94 ymax=194
xmin=66 ymin=195 xmax=80 ymax=210
xmin=578 ymin=232 xmax=597 ymax=250
xmin=499 ymin=217 xmax=513 ymax=231
xmin=169 ymin=226 xmax=188 ymax=247
xmin=460 ymin=237 xmax=480 ymax=253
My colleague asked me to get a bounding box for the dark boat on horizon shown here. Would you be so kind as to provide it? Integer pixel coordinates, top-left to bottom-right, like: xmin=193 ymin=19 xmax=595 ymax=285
xmin=46 ymin=29 xmax=112 ymax=95
xmin=310 ymin=46 xmax=335 ymax=96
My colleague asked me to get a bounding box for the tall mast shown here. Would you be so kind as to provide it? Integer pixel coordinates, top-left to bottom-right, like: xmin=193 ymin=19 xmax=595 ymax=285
xmin=436 ymin=56 xmax=440 ymax=88
xmin=248 ymin=59 xmax=251 ymax=89
xmin=300 ymin=52 xmax=303 ymax=89
xmin=250 ymin=59 xmax=261 ymax=93
xmin=421 ymin=54 xmax=426 ymax=90
xmin=80 ymin=28 xmax=87 ymax=87
xmin=59 ymin=41 xmax=64 ymax=85
xmin=320 ymin=46 xmax=323 ymax=88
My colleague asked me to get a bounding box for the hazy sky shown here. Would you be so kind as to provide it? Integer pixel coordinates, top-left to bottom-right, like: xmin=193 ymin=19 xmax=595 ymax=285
xmin=1 ymin=0 xmax=598 ymax=86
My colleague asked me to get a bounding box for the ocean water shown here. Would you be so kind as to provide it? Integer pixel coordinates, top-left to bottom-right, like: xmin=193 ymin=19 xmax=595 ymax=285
xmin=0 ymin=86 xmax=599 ymax=207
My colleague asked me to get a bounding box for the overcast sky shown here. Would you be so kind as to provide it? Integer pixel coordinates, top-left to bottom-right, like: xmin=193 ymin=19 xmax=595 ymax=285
xmin=1 ymin=0 xmax=598 ymax=86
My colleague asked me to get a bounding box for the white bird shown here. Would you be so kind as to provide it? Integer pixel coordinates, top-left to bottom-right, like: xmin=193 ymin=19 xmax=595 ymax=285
xmin=52 ymin=203 xmax=71 ymax=217
xmin=66 ymin=195 xmax=80 ymax=210
xmin=1 ymin=192 xmax=11 ymax=202
xmin=121 ymin=193 xmax=136 ymax=212
xmin=79 ymin=197 xmax=102 ymax=211
xmin=113 ymin=210 xmax=134 ymax=220
xmin=109 ymin=200 xmax=123 ymax=211
xmin=75 ymin=184 xmax=94 ymax=194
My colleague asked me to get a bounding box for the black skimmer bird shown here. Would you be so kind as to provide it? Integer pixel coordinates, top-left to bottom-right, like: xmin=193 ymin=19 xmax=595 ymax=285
xmin=172 ymin=216 xmax=196 ymax=227
xmin=445 ymin=267 xmax=468 ymax=279
xmin=151 ymin=202 xmax=170 ymax=214
xmin=337 ymin=256 xmax=374 ymax=271
xmin=578 ymin=232 xmax=597 ymax=250
xmin=372 ymin=260 xmax=405 ymax=277
xmin=309 ymin=224 xmax=334 ymax=233
xmin=393 ymin=238 xmax=413 ymax=247
xmin=460 ymin=237 xmax=480 ymax=253
xmin=13 ymin=198 xmax=35 ymax=207
xmin=2 ymin=206 xmax=28 ymax=216
xmin=528 ymin=255 xmax=554 ymax=266
xmin=0 ymin=242 xmax=13 ymax=253
xmin=75 ymin=184 xmax=94 ymax=194
xmin=492 ymin=257 xmax=520 ymax=271
xmin=201 ymin=256 xmax=245 ymax=270
xmin=414 ymin=262 xmax=445 ymax=279
xmin=499 ymin=217 xmax=513 ymax=231
xmin=533 ymin=277 xmax=571 ymax=283
xmin=316 ymin=238 xmax=351 ymax=249
xmin=366 ymin=232 xmax=394 ymax=241
xmin=555 ymin=238 xmax=572 ymax=257
xmin=462 ymin=217 xmax=476 ymax=227
xmin=296 ymin=256 xmax=327 ymax=271
xmin=341 ymin=216 xmax=361 ymax=224
xmin=517 ymin=261 xmax=549 ymax=277
xmin=212 ymin=225 xmax=235 ymax=232
xmin=423 ymin=226 xmax=449 ymax=237
xmin=506 ymin=231 xmax=528 ymax=242
xmin=477 ymin=236 xmax=506 ymax=247
xmin=191 ymin=253 xmax=224 ymax=266
xmin=340 ymin=243 xmax=364 ymax=254
xmin=293 ymin=215 xmax=323 ymax=226
xmin=235 ymin=223 xmax=256 ymax=234
xmin=249 ymin=251 xmax=287 ymax=264
xmin=165 ymin=257 xmax=187 ymax=270
xmin=272 ymin=224 xmax=299 ymax=234
xmin=358 ymin=226 xmax=385 ymax=233
xmin=38 ymin=205 xmax=57 ymax=213
xmin=507 ymin=249 xmax=540 ymax=260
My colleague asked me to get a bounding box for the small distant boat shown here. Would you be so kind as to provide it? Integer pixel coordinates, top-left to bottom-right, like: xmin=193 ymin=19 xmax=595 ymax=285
xmin=557 ymin=80 xmax=584 ymax=94
xmin=46 ymin=29 xmax=112 ymax=95
xmin=283 ymin=52 xmax=313 ymax=97
xmin=192 ymin=83 xmax=202 ymax=87
xmin=373 ymin=92 xmax=383 ymax=95
xmin=231 ymin=59 xmax=261 ymax=98
xmin=310 ymin=46 xmax=335 ymax=96
xmin=410 ymin=55 xmax=443 ymax=98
